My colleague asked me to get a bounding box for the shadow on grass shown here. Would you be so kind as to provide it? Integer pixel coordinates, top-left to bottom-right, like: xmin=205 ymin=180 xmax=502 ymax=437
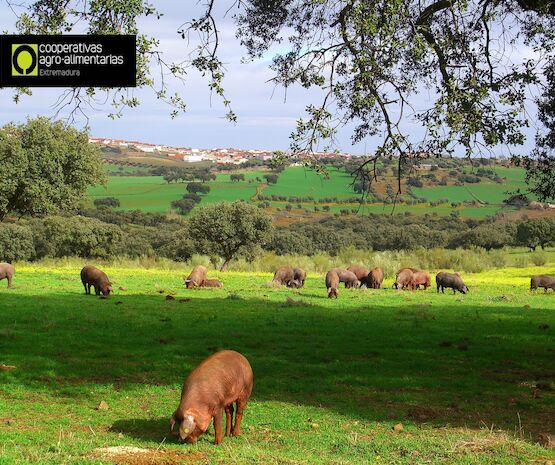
xmin=109 ymin=418 xmax=177 ymax=443
xmin=0 ymin=292 xmax=554 ymax=439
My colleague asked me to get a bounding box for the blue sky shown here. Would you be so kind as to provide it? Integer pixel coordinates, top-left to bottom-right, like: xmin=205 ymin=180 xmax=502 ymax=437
xmin=0 ymin=1 xmax=541 ymax=155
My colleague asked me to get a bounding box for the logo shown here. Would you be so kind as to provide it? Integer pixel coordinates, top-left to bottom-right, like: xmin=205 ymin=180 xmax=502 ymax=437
xmin=12 ymin=44 xmax=38 ymax=76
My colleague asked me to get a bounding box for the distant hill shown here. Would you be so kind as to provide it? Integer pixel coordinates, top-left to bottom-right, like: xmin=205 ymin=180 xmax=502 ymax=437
xmin=88 ymin=152 xmax=555 ymax=222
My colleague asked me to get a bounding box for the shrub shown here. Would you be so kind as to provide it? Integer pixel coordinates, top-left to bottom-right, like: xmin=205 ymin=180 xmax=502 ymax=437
xmin=514 ymin=256 xmax=530 ymax=268
xmin=183 ymin=193 xmax=202 ymax=203
xmin=29 ymin=216 xmax=122 ymax=259
xmin=531 ymin=251 xmax=548 ymax=266
xmin=94 ymin=197 xmax=121 ymax=208
xmin=0 ymin=223 xmax=35 ymax=262
xmin=267 ymin=230 xmax=315 ymax=255
xmin=171 ymin=198 xmax=196 ymax=215
xmin=186 ymin=182 xmax=210 ymax=194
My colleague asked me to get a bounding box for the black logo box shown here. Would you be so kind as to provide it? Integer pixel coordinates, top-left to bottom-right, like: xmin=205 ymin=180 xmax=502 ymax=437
xmin=0 ymin=35 xmax=136 ymax=87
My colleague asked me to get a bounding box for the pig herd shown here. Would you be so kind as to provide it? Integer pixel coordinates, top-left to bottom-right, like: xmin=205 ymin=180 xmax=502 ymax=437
xmin=0 ymin=262 xmax=554 ymax=297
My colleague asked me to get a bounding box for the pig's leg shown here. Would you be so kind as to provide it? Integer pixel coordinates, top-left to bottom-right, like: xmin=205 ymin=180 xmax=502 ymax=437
xmin=94 ymin=285 xmax=100 ymax=295
xmin=213 ymin=410 xmax=223 ymax=445
xmin=7 ymin=275 xmax=12 ymax=289
xmin=232 ymin=399 xmax=247 ymax=437
xmin=225 ymin=404 xmax=234 ymax=436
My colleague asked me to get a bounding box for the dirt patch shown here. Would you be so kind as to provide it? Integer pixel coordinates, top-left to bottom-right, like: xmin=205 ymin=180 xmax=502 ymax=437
xmin=408 ymin=405 xmax=441 ymax=422
xmin=92 ymin=446 xmax=205 ymax=465
xmin=451 ymin=437 xmax=509 ymax=454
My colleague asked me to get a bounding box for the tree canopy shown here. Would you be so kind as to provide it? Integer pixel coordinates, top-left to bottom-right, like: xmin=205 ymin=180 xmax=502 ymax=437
xmin=0 ymin=117 xmax=104 ymax=221
xmin=8 ymin=1 xmax=555 ymax=199
xmin=188 ymin=201 xmax=272 ymax=270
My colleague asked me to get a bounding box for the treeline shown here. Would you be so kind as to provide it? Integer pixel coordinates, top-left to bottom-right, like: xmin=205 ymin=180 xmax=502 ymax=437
xmin=1 ymin=206 xmax=554 ymax=264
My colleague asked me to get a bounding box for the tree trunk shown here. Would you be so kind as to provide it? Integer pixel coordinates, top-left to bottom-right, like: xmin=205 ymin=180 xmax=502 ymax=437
xmin=220 ymin=258 xmax=232 ymax=271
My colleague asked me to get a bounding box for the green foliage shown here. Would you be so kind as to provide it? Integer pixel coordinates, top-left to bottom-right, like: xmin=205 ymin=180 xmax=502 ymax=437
xmin=29 ymin=216 xmax=123 ymax=259
xmin=188 ymin=202 xmax=272 ymax=270
xmin=264 ymin=174 xmax=279 ymax=184
xmin=407 ymin=177 xmax=423 ymax=188
xmin=186 ymin=182 xmax=210 ymax=194
xmin=531 ymin=251 xmax=548 ymax=266
xmin=93 ymin=197 xmax=121 ymax=208
xmin=267 ymin=229 xmax=315 ymax=256
xmin=170 ymin=198 xmax=196 ymax=215
xmin=230 ymin=173 xmax=245 ymax=182
xmin=516 ymin=218 xmax=555 ymax=250
xmin=0 ymin=117 xmax=104 ymax=220
xmin=451 ymin=223 xmax=516 ymax=251
xmin=0 ymin=223 xmax=35 ymax=262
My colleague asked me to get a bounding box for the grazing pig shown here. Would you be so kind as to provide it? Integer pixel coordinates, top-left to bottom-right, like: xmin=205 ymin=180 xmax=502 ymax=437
xmin=170 ymin=350 xmax=253 ymax=445
xmin=272 ymin=266 xmax=295 ymax=286
xmin=292 ymin=268 xmax=307 ymax=287
xmin=530 ymin=275 xmax=555 ymax=293
xmin=203 ymin=279 xmax=223 ymax=288
xmin=0 ymin=263 xmax=15 ymax=289
xmin=436 ymin=271 xmax=469 ymax=294
xmin=347 ymin=265 xmax=370 ymax=287
xmin=80 ymin=266 xmax=112 ymax=296
xmin=184 ymin=266 xmax=207 ymax=289
xmin=412 ymin=270 xmax=431 ymax=290
xmin=325 ymin=270 xmax=340 ymax=298
xmin=331 ymin=268 xmax=360 ymax=289
xmin=368 ymin=267 xmax=384 ymax=289
xmin=394 ymin=268 xmax=415 ymax=290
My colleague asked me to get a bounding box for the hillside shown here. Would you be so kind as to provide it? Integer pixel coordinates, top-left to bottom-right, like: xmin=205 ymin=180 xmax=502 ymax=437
xmin=88 ymin=153 xmax=555 ymax=221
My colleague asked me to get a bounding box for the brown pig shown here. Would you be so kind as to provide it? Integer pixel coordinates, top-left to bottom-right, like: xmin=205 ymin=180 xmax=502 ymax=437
xmin=272 ymin=266 xmax=295 ymax=286
xmin=412 ymin=270 xmax=431 ymax=290
xmin=0 ymin=263 xmax=15 ymax=289
xmin=394 ymin=268 xmax=415 ymax=290
xmin=368 ymin=267 xmax=384 ymax=289
xmin=325 ymin=270 xmax=340 ymax=298
xmin=80 ymin=265 xmax=112 ymax=296
xmin=170 ymin=350 xmax=253 ymax=445
xmin=292 ymin=268 xmax=307 ymax=287
xmin=184 ymin=266 xmax=207 ymax=289
xmin=330 ymin=268 xmax=360 ymax=288
xmin=347 ymin=265 xmax=370 ymax=287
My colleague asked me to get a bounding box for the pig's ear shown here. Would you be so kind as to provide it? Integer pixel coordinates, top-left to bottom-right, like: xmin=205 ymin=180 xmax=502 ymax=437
xmin=169 ymin=414 xmax=178 ymax=433
xmin=195 ymin=413 xmax=211 ymax=432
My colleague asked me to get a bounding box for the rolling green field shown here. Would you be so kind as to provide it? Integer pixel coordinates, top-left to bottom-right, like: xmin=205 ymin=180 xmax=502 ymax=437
xmin=411 ymin=167 xmax=529 ymax=204
xmin=89 ymin=176 xmax=185 ymax=213
xmin=1 ymin=264 xmax=554 ymax=464
xmin=88 ymin=164 xmax=540 ymax=218
xmin=263 ymin=166 xmax=356 ymax=199
xmin=89 ymin=172 xmax=266 ymax=212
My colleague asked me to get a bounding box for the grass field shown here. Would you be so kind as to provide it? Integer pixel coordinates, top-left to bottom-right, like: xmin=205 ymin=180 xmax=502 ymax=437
xmin=88 ymin=172 xmax=267 ymax=213
xmin=263 ymin=167 xmax=356 ymax=200
xmin=1 ymin=263 xmax=554 ymax=464
xmin=411 ymin=167 xmax=530 ymax=205
xmin=89 ymin=162 xmax=539 ymax=218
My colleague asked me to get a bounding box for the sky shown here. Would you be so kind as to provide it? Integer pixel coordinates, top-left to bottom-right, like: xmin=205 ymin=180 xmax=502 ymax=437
xmin=0 ymin=1 xmax=543 ymax=155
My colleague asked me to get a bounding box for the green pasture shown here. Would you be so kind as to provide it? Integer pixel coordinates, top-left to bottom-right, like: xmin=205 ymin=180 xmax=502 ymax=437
xmin=262 ymin=166 xmax=356 ymax=200
xmin=0 ymin=263 xmax=554 ymax=464
xmin=88 ymin=176 xmax=184 ymax=213
xmin=412 ymin=167 xmax=532 ymax=205
xmin=88 ymin=171 xmax=267 ymax=212
xmin=90 ymin=164 xmax=536 ymax=217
